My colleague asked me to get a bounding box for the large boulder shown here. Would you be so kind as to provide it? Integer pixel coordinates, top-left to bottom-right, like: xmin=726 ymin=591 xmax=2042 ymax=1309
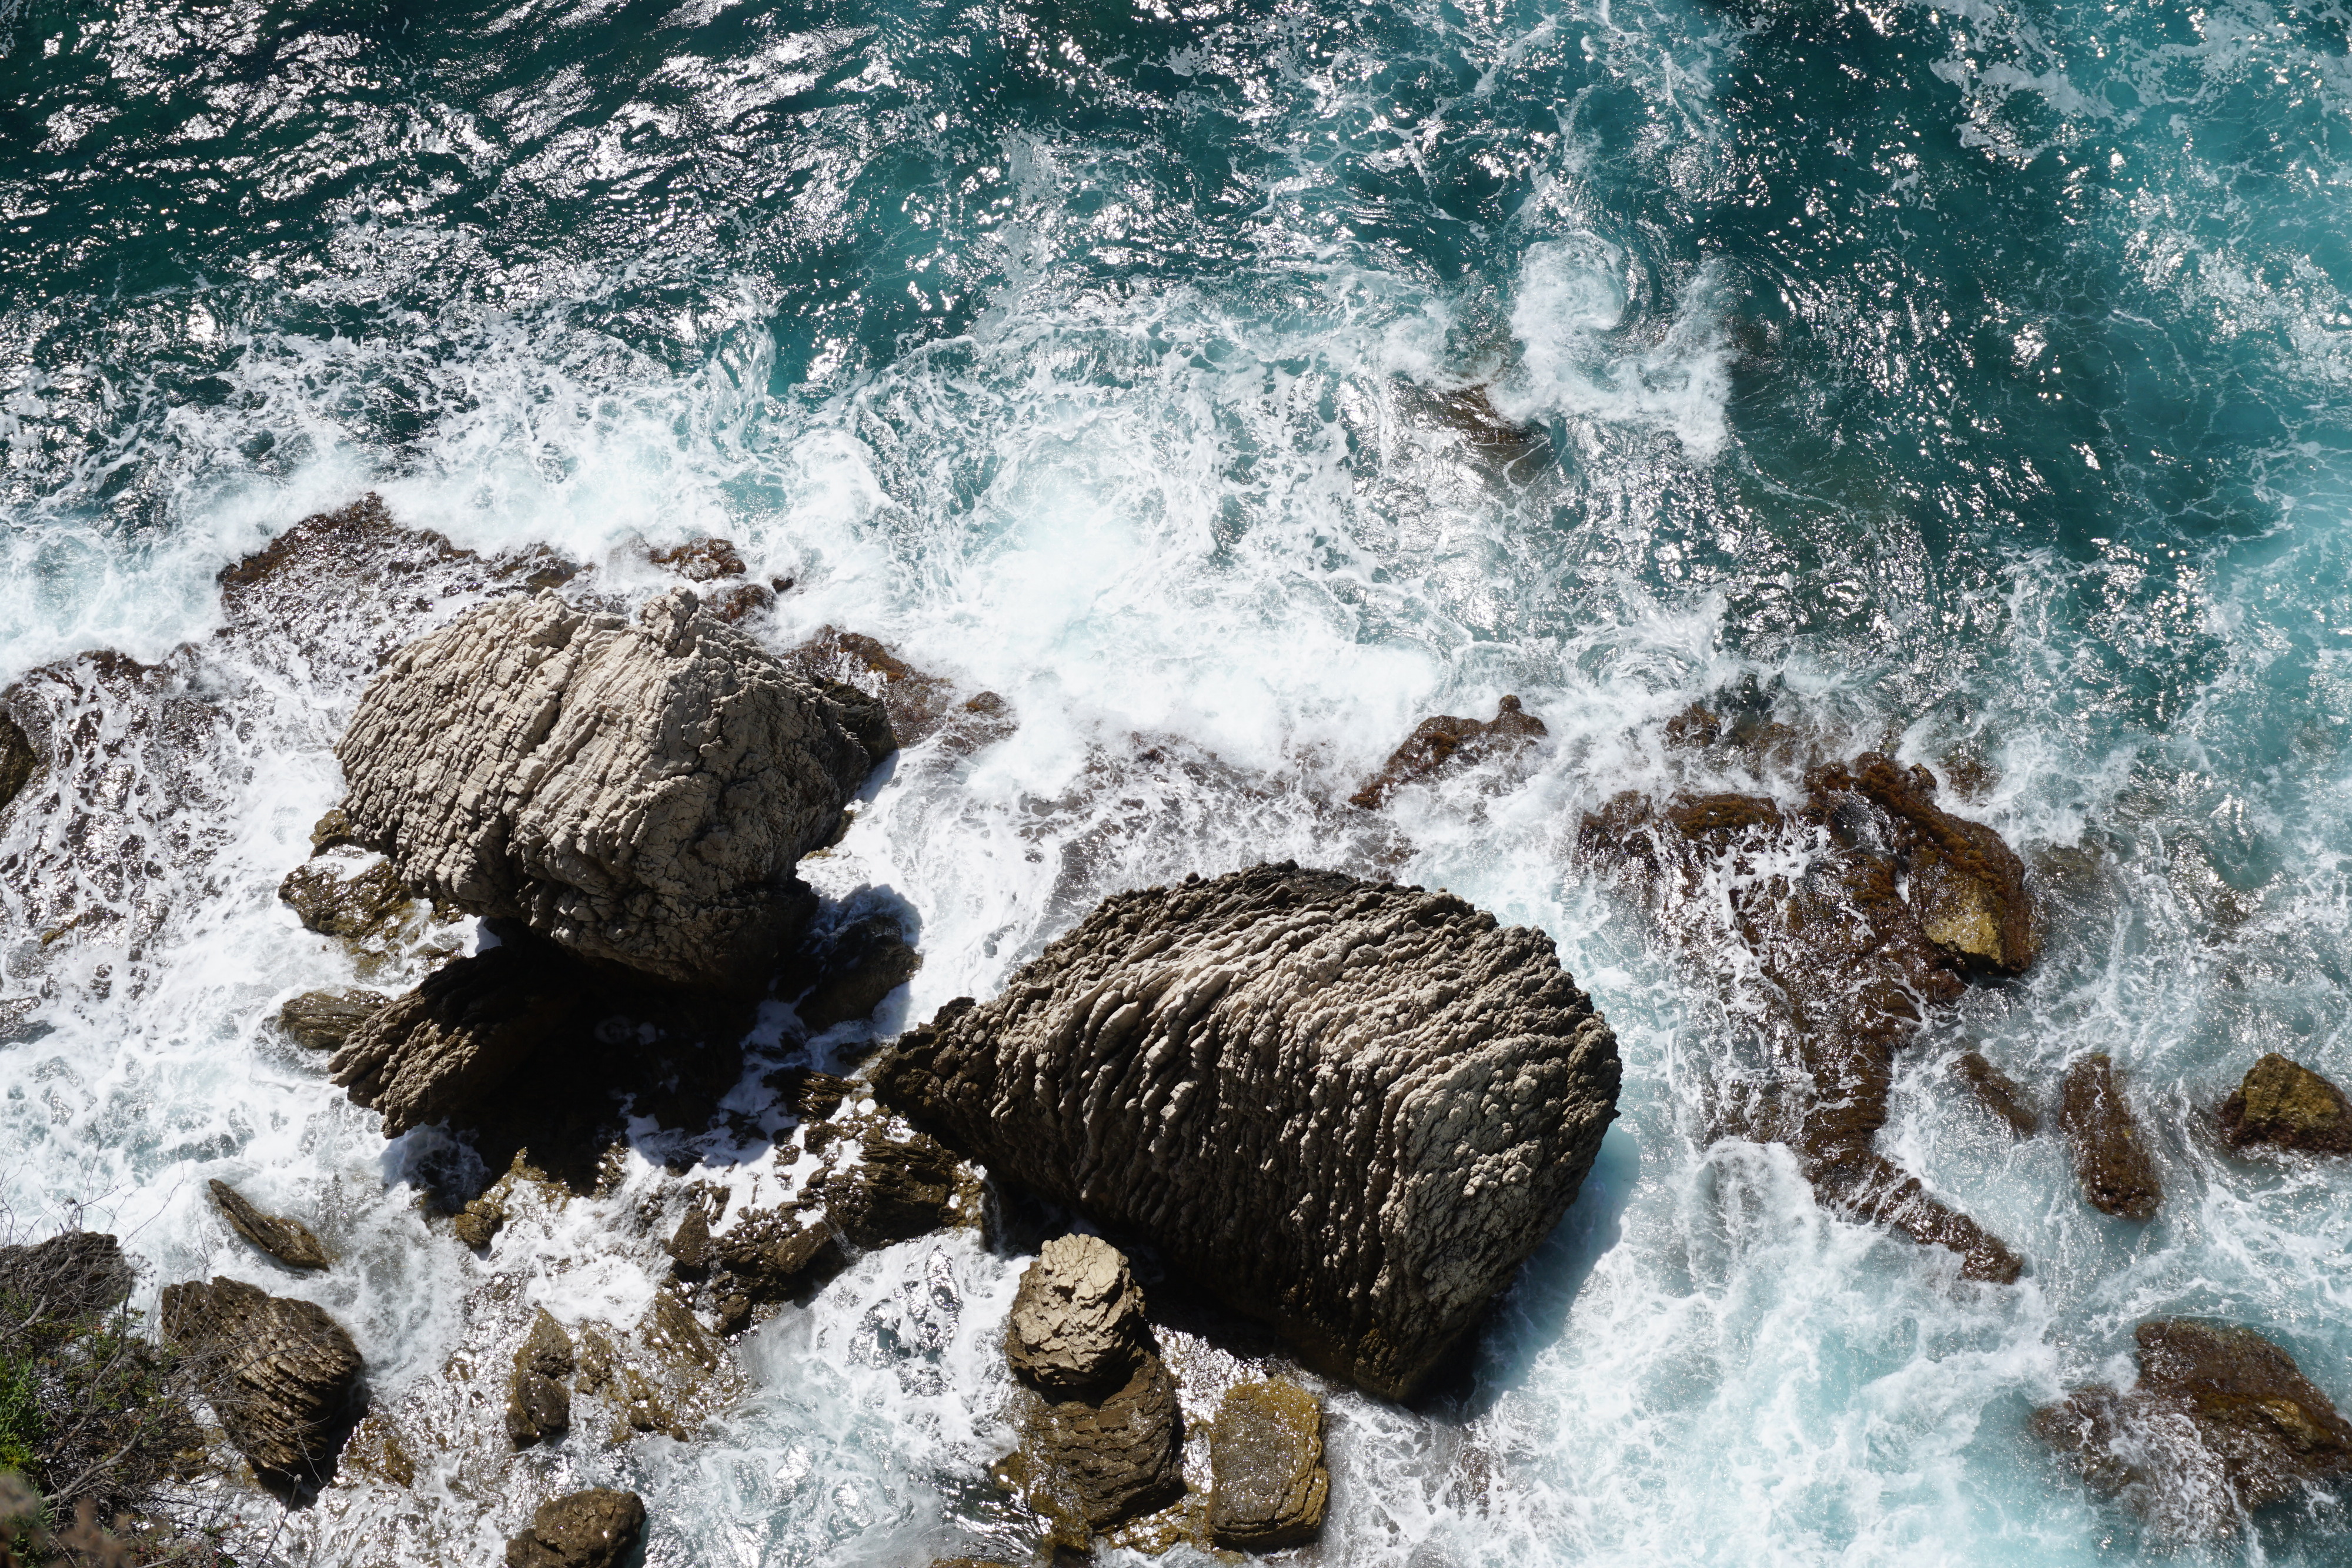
xmin=2059 ymin=1054 xmax=2162 ymax=1220
xmin=2035 ymin=1319 xmax=2352 ymax=1539
xmin=2219 ymin=1053 xmax=2352 ymax=1155
xmin=333 ymin=587 xmax=874 ymax=990
xmin=878 ymin=862 xmax=1621 ymax=1399
xmin=159 ymin=1277 xmax=363 ymax=1479
xmin=1004 ymin=1235 xmax=1149 ymax=1393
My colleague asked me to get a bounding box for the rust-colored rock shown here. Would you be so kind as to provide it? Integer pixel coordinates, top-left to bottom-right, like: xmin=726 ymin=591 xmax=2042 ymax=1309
xmin=1955 ymin=1052 xmax=2038 ymax=1136
xmin=159 ymin=1276 xmax=363 ymax=1479
xmin=2035 ymin=1319 xmax=2352 ymax=1539
xmin=2058 ymin=1054 xmax=2163 ymax=1220
xmin=1579 ymin=753 xmax=2035 ymax=1283
xmin=2219 ymin=1053 xmax=2352 ymax=1155
xmin=1209 ymin=1379 xmax=1329 ymax=1550
xmin=1351 ymin=695 xmax=1546 ymax=810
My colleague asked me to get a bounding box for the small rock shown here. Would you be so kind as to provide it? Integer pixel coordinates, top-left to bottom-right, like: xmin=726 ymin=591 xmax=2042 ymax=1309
xmin=646 ymin=536 xmax=746 ymax=581
xmin=2059 ymin=1054 xmax=2162 ymax=1220
xmin=308 ymin=806 xmax=366 ymax=855
xmin=1955 ymin=1051 xmax=2037 ymax=1136
xmin=504 ymin=1487 xmax=646 ymax=1568
xmin=665 ymin=1208 xmax=714 ymax=1277
xmin=1021 ymin=1356 xmax=1187 ymax=1534
xmin=506 ymin=1368 xmax=569 ymax=1448
xmin=453 ymin=1193 xmax=507 ymax=1249
xmin=279 ymin=857 xmax=420 ymax=945
xmin=209 ymin=1179 xmax=332 ymax=1271
xmin=2219 ymin=1053 xmax=2352 ymax=1155
xmin=159 ymin=1276 xmax=363 ymax=1478
xmin=520 ymin=1308 xmax=576 ymax=1378
xmin=1351 ymin=695 xmax=1547 ymax=810
xmin=0 ymin=712 xmax=36 ymax=814
xmin=1209 ymin=1379 xmax=1330 ymax=1551
xmin=276 ymin=988 xmax=388 ymax=1051
xmin=710 ymin=1206 xmax=837 ymax=1298
xmin=1005 ymin=1234 xmax=1148 ymax=1393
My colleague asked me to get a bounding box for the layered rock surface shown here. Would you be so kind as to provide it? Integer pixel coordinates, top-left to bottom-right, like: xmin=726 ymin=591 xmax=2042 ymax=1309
xmin=1580 ymin=753 xmax=2036 ymax=1282
xmin=878 ymin=862 xmax=1621 ymax=1398
xmin=1208 ymin=1379 xmax=1329 ymax=1550
xmin=209 ymin=1181 xmax=331 ymax=1271
xmin=334 ymin=588 xmax=874 ymax=989
xmin=160 ymin=1276 xmax=363 ymax=1478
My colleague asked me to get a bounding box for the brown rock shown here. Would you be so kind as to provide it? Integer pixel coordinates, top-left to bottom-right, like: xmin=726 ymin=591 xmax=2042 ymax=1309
xmin=783 ymin=626 xmax=1014 ymax=754
xmin=279 ymin=858 xmax=421 ymax=945
xmin=0 ymin=711 xmax=35 ymax=814
xmin=1351 ymin=695 xmax=1547 ymax=810
xmin=505 ymin=1487 xmax=646 ymax=1568
xmin=329 ymin=941 xmax=583 ymax=1137
xmin=453 ymin=1193 xmax=507 ymax=1249
xmin=309 ymin=806 xmax=366 ymax=855
xmin=2059 ymin=1054 xmax=2162 ymax=1220
xmin=817 ymin=1126 xmax=958 ymax=1248
xmin=208 ymin=1180 xmax=331 ymax=1271
xmin=710 ymin=1205 xmax=838 ymax=1299
xmin=788 ymin=914 xmax=922 ymax=1032
xmin=159 ymin=1276 xmax=363 ymax=1478
xmin=1005 ymin=1235 xmax=1149 ymax=1394
xmin=0 ymin=1231 xmax=134 ymax=1321
xmin=1026 ymin=1355 xmax=1186 ymax=1532
xmin=1955 ymin=1052 xmax=2038 ymax=1136
xmin=665 ymin=1208 xmax=714 ymax=1277
xmin=2219 ymin=1052 xmax=2352 ymax=1155
xmin=1209 ymin=1379 xmax=1329 ymax=1550
xmin=1579 ymin=755 xmax=2034 ymax=1283
xmin=519 ymin=1308 xmax=576 ymax=1379
xmin=505 ymin=1368 xmax=569 ymax=1448
xmin=2034 ymin=1320 xmax=2352 ymax=1539
xmin=276 ymin=988 xmax=388 ymax=1051
xmin=646 ymin=536 xmax=747 ymax=581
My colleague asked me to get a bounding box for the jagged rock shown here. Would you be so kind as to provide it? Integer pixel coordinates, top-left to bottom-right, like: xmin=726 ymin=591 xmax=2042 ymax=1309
xmin=877 ymin=862 xmax=1621 ymax=1399
xmin=329 ymin=942 xmax=583 ymax=1137
xmin=2059 ymin=1054 xmax=2162 ymax=1219
xmin=0 ymin=1231 xmax=133 ymax=1320
xmin=334 ymin=589 xmax=875 ymax=990
xmin=817 ymin=1125 xmax=958 ymax=1248
xmin=506 ymin=1309 xmax=575 ymax=1449
xmin=277 ymin=988 xmax=388 ymax=1051
xmin=1955 ymin=1052 xmax=2038 ymax=1136
xmin=1005 ymin=1235 xmax=1150 ymax=1393
xmin=1350 ymin=695 xmax=1547 ymax=810
xmin=209 ymin=1181 xmax=331 ymax=1271
xmin=788 ymin=914 xmax=922 ymax=1032
xmin=2219 ymin=1053 xmax=2352 ymax=1155
xmin=1209 ymin=1379 xmax=1329 ymax=1550
xmin=665 ymin=1208 xmax=714 ymax=1276
xmin=766 ymin=1066 xmax=853 ymax=1119
xmin=645 ymin=536 xmax=747 ymax=581
xmin=1580 ymin=755 xmax=2034 ymax=1283
xmin=709 ymin=1205 xmax=838 ymax=1299
xmin=159 ymin=1276 xmax=363 ymax=1478
xmin=309 ymin=807 xmax=366 ymax=855
xmin=504 ymin=1488 xmax=646 ymax=1568
xmin=783 ymin=626 xmax=1014 ymax=754
xmin=453 ymin=1194 xmax=506 ymax=1249
xmin=2035 ymin=1320 xmax=2352 ymax=1539
xmin=279 ymin=857 xmax=420 ymax=945
xmin=0 ymin=711 xmax=35 ymax=814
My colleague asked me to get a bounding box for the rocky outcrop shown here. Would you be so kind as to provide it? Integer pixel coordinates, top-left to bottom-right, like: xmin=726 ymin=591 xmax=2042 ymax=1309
xmin=329 ymin=941 xmax=584 ymax=1138
xmin=2035 ymin=1320 xmax=2352 ymax=1539
xmin=1208 ymin=1379 xmax=1329 ymax=1550
xmin=1351 ymin=695 xmax=1546 ymax=810
xmin=783 ymin=626 xmax=1015 ymax=756
xmin=998 ymin=1236 xmax=1184 ymax=1536
xmin=877 ymin=862 xmax=1621 ymax=1399
xmin=2059 ymin=1054 xmax=2162 ymax=1220
xmin=1580 ymin=755 xmax=2035 ymax=1283
xmin=504 ymin=1488 xmax=646 ymax=1568
xmin=277 ymin=988 xmax=388 ymax=1051
xmin=159 ymin=1277 xmax=363 ymax=1479
xmin=1955 ymin=1052 xmax=2037 ymax=1136
xmin=2219 ymin=1053 xmax=2352 ymax=1155
xmin=278 ymin=856 xmax=424 ymax=947
xmin=645 ymin=535 xmax=775 ymax=621
xmin=334 ymin=588 xmax=876 ymax=990
xmin=209 ymin=1181 xmax=331 ymax=1271
xmin=505 ymin=1309 xmax=574 ymax=1448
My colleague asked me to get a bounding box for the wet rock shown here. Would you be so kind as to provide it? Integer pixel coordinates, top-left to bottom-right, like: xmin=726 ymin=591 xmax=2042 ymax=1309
xmin=506 ymin=1309 xmax=575 ymax=1449
xmin=0 ymin=711 xmax=35 ymax=814
xmin=1005 ymin=1234 xmax=1150 ymax=1393
xmin=645 ymin=536 xmax=747 ymax=581
xmin=503 ymin=1487 xmax=646 ymax=1568
xmin=708 ymin=1204 xmax=838 ymax=1300
xmin=787 ymin=913 xmax=922 ymax=1033
xmin=2034 ymin=1319 xmax=2352 ymax=1539
xmin=278 ymin=856 xmax=422 ymax=945
xmin=209 ymin=1180 xmax=331 ymax=1271
xmin=0 ymin=1231 xmax=134 ymax=1321
xmin=1955 ymin=1051 xmax=2038 ymax=1136
xmin=277 ymin=987 xmax=388 ymax=1051
xmin=2219 ymin=1052 xmax=2352 ymax=1155
xmin=329 ymin=941 xmax=584 ymax=1137
xmin=817 ymin=1125 xmax=959 ymax=1248
xmin=308 ymin=806 xmax=366 ymax=855
xmin=1209 ymin=1379 xmax=1329 ymax=1550
xmin=519 ymin=1308 xmax=576 ymax=1380
xmin=1579 ymin=755 xmax=2034 ymax=1283
xmin=1349 ymin=694 xmax=1547 ymax=810
xmin=335 ymin=589 xmax=875 ymax=991
xmin=2059 ymin=1054 xmax=2163 ymax=1220
xmin=783 ymin=626 xmax=1015 ymax=755
xmin=664 ymin=1208 xmax=714 ymax=1277
xmin=877 ymin=862 xmax=1621 ymax=1399
xmin=159 ymin=1276 xmax=363 ymax=1479
xmin=339 ymin=1411 xmax=416 ymax=1487
xmin=453 ymin=1194 xmax=506 ymax=1249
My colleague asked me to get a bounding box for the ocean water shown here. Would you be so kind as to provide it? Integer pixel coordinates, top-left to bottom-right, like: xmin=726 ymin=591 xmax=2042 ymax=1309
xmin=4 ymin=0 xmax=2352 ymax=1560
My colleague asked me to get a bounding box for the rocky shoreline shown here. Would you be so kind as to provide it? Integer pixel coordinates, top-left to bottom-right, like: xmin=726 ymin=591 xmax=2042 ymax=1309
xmin=0 ymin=494 xmax=2347 ymax=1559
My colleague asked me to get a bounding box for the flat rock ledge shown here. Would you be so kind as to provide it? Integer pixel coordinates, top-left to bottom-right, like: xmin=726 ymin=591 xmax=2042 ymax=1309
xmin=160 ymin=1276 xmax=363 ymax=1479
xmin=877 ymin=862 xmax=1621 ymax=1400
xmin=335 ymin=587 xmax=874 ymax=990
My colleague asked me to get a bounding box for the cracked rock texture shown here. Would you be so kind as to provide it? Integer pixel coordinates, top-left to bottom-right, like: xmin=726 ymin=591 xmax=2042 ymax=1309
xmin=208 ymin=1180 xmax=330 ymax=1271
xmin=159 ymin=1276 xmax=363 ymax=1478
xmin=877 ymin=862 xmax=1621 ymax=1399
xmin=505 ymin=1487 xmax=646 ymax=1568
xmin=1005 ymin=1235 xmax=1150 ymax=1393
xmin=335 ymin=587 xmax=873 ymax=989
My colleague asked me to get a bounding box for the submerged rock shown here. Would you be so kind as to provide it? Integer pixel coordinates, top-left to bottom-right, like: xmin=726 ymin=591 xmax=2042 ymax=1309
xmin=329 ymin=941 xmax=584 ymax=1138
xmin=1350 ymin=694 xmax=1547 ymax=810
xmin=504 ymin=1488 xmax=646 ymax=1568
xmin=277 ymin=987 xmax=388 ymax=1051
xmin=2035 ymin=1320 xmax=2352 ymax=1539
xmin=2219 ymin=1052 xmax=2352 ymax=1155
xmin=335 ymin=588 xmax=875 ymax=990
xmin=209 ymin=1180 xmax=331 ymax=1271
xmin=878 ymin=862 xmax=1621 ymax=1399
xmin=160 ymin=1276 xmax=363 ymax=1479
xmin=2058 ymin=1054 xmax=2163 ymax=1220
xmin=1579 ymin=754 xmax=2034 ymax=1283
xmin=1955 ymin=1051 xmax=2038 ymax=1136
xmin=1209 ymin=1379 xmax=1329 ymax=1550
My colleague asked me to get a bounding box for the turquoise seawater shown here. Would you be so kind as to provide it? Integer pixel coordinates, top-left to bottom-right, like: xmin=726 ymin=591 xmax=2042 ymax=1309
xmin=4 ymin=0 xmax=2352 ymax=1560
